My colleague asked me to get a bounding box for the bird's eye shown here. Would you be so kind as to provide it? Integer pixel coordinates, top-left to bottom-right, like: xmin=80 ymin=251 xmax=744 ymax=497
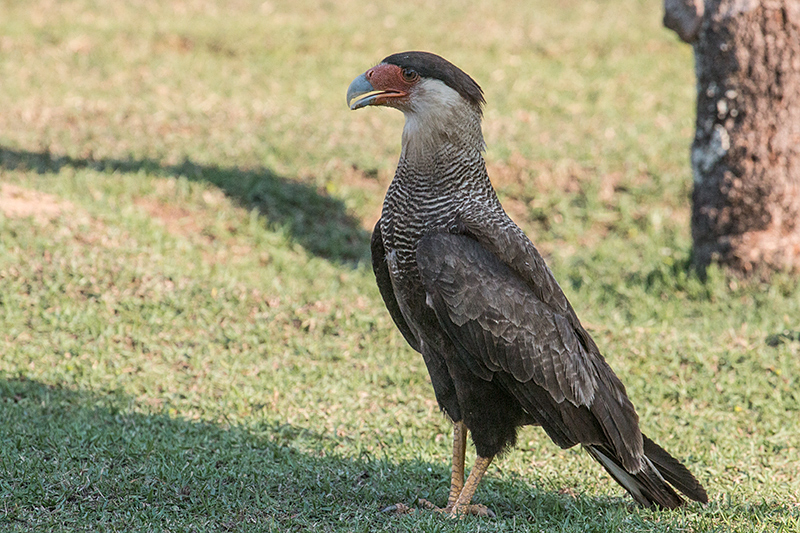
xmin=401 ymin=68 xmax=419 ymax=82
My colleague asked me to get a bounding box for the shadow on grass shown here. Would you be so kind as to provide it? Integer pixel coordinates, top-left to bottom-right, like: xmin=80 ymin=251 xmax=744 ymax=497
xmin=0 ymin=377 xmax=395 ymax=531
xmin=1 ymin=377 xmax=795 ymax=531
xmin=0 ymin=146 xmax=371 ymax=264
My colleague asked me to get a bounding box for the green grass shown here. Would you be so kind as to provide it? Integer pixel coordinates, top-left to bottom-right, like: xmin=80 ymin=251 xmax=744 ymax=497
xmin=1 ymin=0 xmax=799 ymax=531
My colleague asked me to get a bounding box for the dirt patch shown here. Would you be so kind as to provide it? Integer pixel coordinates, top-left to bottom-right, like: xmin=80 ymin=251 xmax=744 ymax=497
xmin=134 ymin=196 xmax=255 ymax=265
xmin=0 ymin=183 xmax=74 ymax=223
xmin=134 ymin=197 xmax=205 ymax=239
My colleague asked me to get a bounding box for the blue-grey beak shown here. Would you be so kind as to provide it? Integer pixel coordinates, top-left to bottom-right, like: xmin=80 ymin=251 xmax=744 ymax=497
xmin=347 ymin=73 xmax=382 ymax=110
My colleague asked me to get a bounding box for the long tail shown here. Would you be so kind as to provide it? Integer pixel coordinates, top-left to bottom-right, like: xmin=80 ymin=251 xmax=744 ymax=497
xmin=584 ymin=434 xmax=708 ymax=509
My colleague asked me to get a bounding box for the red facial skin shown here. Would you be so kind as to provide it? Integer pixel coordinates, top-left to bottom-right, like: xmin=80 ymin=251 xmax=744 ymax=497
xmin=364 ymin=63 xmax=419 ymax=106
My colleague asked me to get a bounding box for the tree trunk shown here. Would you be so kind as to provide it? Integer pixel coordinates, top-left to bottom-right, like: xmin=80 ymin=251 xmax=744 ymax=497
xmin=665 ymin=0 xmax=800 ymax=275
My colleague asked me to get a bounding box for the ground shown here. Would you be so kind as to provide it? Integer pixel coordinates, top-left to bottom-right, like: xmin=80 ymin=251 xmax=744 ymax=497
xmin=0 ymin=0 xmax=798 ymax=531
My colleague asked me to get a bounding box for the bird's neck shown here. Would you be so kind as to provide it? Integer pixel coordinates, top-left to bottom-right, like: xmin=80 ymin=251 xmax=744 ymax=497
xmin=400 ymin=99 xmax=485 ymax=162
xmin=398 ymin=107 xmax=488 ymax=187
xmin=389 ymin=108 xmax=499 ymax=219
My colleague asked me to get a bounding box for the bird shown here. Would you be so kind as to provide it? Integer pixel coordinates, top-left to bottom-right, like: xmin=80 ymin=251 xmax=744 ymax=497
xmin=347 ymin=51 xmax=708 ymax=517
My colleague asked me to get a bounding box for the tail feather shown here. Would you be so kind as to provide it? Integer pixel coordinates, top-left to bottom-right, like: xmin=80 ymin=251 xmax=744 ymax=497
xmin=642 ymin=434 xmax=708 ymax=504
xmin=585 ymin=438 xmax=707 ymax=509
xmin=585 ymin=444 xmax=683 ymax=509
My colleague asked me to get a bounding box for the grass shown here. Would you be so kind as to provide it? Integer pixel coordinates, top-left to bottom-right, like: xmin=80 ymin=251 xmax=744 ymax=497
xmin=1 ymin=0 xmax=798 ymax=531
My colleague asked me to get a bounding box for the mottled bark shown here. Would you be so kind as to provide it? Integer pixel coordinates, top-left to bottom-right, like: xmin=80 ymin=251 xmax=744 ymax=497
xmin=666 ymin=0 xmax=800 ymax=275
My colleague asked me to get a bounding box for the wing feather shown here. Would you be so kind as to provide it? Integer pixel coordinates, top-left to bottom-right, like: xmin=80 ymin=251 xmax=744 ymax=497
xmin=371 ymin=221 xmax=420 ymax=352
xmin=417 ymin=232 xmax=596 ymax=401
xmin=417 ymin=231 xmax=643 ymax=471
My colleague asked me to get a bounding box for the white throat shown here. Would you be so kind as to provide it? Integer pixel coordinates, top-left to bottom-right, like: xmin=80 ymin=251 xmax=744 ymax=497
xmin=400 ymin=78 xmax=485 ymax=160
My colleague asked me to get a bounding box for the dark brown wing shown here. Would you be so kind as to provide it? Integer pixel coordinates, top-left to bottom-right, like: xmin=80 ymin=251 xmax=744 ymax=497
xmin=371 ymin=221 xmax=420 ymax=352
xmin=417 ymin=230 xmax=707 ymax=508
xmin=416 ymin=231 xmax=642 ymax=471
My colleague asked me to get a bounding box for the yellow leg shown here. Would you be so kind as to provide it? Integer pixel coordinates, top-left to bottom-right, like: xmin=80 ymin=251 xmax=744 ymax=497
xmin=386 ymin=424 xmax=495 ymax=517
xmin=445 ymin=421 xmax=467 ymax=510
xmin=418 ymin=422 xmax=495 ymax=518
xmin=450 ymin=455 xmax=494 ymax=517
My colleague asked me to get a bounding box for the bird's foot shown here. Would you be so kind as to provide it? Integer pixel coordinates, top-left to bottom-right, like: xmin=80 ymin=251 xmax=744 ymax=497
xmin=418 ymin=498 xmax=496 ymax=518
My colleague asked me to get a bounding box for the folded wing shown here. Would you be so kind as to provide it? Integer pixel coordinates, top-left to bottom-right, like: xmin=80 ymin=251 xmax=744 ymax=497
xmin=416 ymin=231 xmax=642 ymax=471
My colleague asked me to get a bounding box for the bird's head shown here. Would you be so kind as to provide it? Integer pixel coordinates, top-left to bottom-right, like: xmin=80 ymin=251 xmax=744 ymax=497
xmin=347 ymin=51 xmax=484 ymax=113
xmin=347 ymin=51 xmax=486 ymax=154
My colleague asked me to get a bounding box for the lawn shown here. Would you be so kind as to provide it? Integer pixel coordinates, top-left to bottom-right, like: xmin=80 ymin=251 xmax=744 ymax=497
xmin=1 ymin=0 xmax=798 ymax=531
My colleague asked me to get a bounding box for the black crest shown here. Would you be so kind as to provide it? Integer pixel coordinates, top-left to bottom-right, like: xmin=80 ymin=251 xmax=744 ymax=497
xmin=382 ymin=51 xmax=485 ymax=109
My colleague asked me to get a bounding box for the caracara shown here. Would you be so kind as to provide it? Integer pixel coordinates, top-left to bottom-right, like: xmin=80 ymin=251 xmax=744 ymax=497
xmin=347 ymin=51 xmax=707 ymax=517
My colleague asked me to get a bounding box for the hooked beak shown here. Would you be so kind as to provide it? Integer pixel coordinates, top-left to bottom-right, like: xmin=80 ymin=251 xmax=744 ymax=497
xmin=347 ymin=73 xmax=379 ymax=110
xmin=347 ymin=72 xmax=405 ymax=110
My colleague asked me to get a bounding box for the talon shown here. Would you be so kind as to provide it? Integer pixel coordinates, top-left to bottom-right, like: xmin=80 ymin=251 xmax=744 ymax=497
xmin=416 ymin=499 xmax=496 ymax=518
xmin=452 ymin=503 xmax=496 ymax=518
xmin=417 ymin=498 xmax=437 ymax=510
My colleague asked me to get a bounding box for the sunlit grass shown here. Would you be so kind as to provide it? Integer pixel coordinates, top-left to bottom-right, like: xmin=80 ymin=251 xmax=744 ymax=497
xmin=1 ymin=0 xmax=798 ymax=531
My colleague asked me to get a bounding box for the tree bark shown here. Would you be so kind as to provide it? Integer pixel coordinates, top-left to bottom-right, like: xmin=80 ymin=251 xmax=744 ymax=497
xmin=665 ymin=0 xmax=800 ymax=275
